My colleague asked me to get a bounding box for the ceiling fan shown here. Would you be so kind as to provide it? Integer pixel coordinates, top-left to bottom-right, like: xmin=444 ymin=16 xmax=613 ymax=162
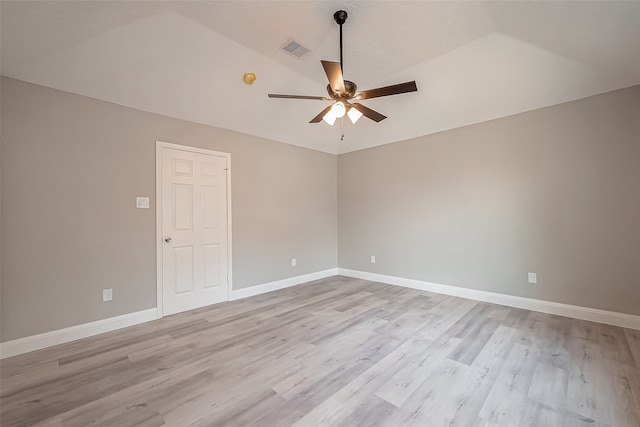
xmin=268 ymin=10 xmax=418 ymax=126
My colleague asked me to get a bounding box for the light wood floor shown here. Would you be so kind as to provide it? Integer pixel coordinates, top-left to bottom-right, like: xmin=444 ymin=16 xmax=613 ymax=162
xmin=1 ymin=276 xmax=639 ymax=427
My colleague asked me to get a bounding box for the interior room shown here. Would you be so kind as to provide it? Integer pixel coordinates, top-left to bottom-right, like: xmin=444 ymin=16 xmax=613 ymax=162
xmin=1 ymin=1 xmax=639 ymax=426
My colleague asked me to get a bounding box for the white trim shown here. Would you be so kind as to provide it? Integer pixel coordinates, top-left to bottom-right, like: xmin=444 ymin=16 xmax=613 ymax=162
xmin=225 ymin=156 xmax=233 ymax=303
xmin=4 ymin=268 xmax=636 ymax=359
xmin=0 ymin=267 xmax=335 ymax=359
xmin=0 ymin=308 xmax=159 ymax=359
xmin=230 ymin=268 xmax=339 ymax=301
xmin=156 ymin=141 xmax=231 ymax=157
xmin=155 ymin=141 xmax=233 ymax=318
xmin=337 ymin=269 xmax=640 ymax=330
xmin=156 ymin=143 xmax=164 ymax=318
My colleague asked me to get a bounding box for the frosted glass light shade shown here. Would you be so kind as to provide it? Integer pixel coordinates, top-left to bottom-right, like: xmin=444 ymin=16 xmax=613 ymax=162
xmin=347 ymin=106 xmax=363 ymax=123
xmin=322 ymin=110 xmax=337 ymax=126
xmin=331 ymin=101 xmax=346 ymax=118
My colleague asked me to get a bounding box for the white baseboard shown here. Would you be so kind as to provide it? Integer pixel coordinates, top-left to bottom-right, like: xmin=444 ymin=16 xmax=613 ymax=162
xmin=338 ymin=269 xmax=640 ymax=331
xmin=230 ymin=268 xmax=339 ymax=301
xmin=0 ymin=308 xmax=160 ymax=359
xmin=4 ymin=267 xmax=636 ymax=359
xmin=0 ymin=269 xmax=338 ymax=360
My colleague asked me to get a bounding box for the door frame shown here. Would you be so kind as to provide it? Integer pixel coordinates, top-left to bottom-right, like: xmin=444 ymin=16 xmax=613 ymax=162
xmin=155 ymin=141 xmax=232 ymax=318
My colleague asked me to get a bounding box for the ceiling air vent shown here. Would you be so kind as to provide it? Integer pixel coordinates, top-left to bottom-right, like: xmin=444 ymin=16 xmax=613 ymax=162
xmin=281 ymin=40 xmax=310 ymax=58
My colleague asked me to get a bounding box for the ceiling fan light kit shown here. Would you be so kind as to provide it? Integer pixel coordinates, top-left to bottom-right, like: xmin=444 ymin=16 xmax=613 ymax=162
xmin=268 ymin=10 xmax=418 ymax=129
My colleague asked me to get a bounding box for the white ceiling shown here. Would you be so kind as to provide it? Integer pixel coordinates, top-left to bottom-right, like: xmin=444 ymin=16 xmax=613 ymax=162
xmin=2 ymin=1 xmax=640 ymax=154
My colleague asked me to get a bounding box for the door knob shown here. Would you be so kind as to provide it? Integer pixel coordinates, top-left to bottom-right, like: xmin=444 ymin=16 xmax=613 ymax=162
xmin=164 ymin=237 xmax=172 ymax=243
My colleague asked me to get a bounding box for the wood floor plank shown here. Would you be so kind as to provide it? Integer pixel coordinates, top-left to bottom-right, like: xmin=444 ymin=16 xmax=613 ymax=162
xmin=290 ymin=397 xmax=345 ymax=427
xmin=518 ymin=402 xmax=604 ymax=427
xmin=375 ymin=333 xmax=461 ymax=407
xmin=447 ymin=315 xmax=500 ymax=365
xmin=625 ymin=365 xmax=640 ymax=409
xmin=596 ymin=322 xmax=637 ymax=367
xmin=478 ymin=343 xmax=540 ymax=425
xmin=470 ymin=324 xmax=517 ymax=369
xmin=528 ymin=362 xmax=569 ymax=412
xmin=274 ymin=332 xmax=401 ymax=401
xmin=53 ymin=342 xmax=249 ymax=426
xmin=191 ymin=388 xmax=286 ymax=427
xmin=1 ymin=276 xmax=638 ymax=427
xmin=331 ymin=395 xmax=397 ymax=427
xmin=624 ymin=327 xmax=640 ymax=368
xmin=0 ymin=361 xmax=62 ymax=397
xmin=328 ymin=329 xmax=436 ymax=409
xmin=567 ymin=337 xmax=640 ymax=426
xmin=383 ymin=358 xmax=473 ymax=426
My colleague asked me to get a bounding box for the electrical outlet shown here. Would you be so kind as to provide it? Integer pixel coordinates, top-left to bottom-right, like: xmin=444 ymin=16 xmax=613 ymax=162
xmin=103 ymin=288 xmax=113 ymax=302
xmin=528 ymin=272 xmax=537 ymax=284
xmin=291 ymin=258 xmax=297 ymax=267
xmin=370 ymin=255 xmax=376 ymax=263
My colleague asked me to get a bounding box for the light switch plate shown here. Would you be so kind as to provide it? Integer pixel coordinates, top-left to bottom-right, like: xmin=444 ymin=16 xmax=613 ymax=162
xmin=103 ymin=288 xmax=113 ymax=302
xmin=136 ymin=197 xmax=149 ymax=209
xmin=528 ymin=272 xmax=537 ymax=284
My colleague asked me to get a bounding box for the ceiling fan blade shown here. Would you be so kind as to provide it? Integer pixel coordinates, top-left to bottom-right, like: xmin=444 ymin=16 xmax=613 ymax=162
xmin=321 ymin=60 xmax=345 ymax=94
xmin=357 ymin=81 xmax=418 ymax=100
xmin=351 ymin=103 xmax=387 ymax=122
xmin=310 ymin=105 xmax=334 ymax=123
xmin=268 ymin=94 xmax=331 ymax=100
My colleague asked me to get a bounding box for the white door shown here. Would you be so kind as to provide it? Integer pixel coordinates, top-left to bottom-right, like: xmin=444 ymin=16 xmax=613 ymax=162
xmin=161 ymin=146 xmax=229 ymax=316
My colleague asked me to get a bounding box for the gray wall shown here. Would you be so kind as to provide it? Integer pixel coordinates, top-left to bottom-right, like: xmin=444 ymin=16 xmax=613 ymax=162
xmin=339 ymin=85 xmax=640 ymax=316
xmin=1 ymin=77 xmax=337 ymax=341
xmin=3 ymin=76 xmax=639 ymax=343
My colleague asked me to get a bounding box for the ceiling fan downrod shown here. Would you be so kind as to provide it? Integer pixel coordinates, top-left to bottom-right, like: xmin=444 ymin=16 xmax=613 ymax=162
xmin=334 ymin=10 xmax=348 ymax=74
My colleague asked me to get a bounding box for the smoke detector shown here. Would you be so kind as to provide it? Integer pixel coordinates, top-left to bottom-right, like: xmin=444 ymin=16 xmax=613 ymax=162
xmin=243 ymin=72 xmax=256 ymax=85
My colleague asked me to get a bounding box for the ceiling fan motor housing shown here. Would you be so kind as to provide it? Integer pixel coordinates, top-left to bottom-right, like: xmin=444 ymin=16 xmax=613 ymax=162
xmin=327 ymin=80 xmax=358 ymax=100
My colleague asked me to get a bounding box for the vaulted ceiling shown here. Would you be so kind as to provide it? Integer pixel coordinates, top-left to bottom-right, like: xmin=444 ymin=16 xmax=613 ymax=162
xmin=2 ymin=1 xmax=640 ymax=154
